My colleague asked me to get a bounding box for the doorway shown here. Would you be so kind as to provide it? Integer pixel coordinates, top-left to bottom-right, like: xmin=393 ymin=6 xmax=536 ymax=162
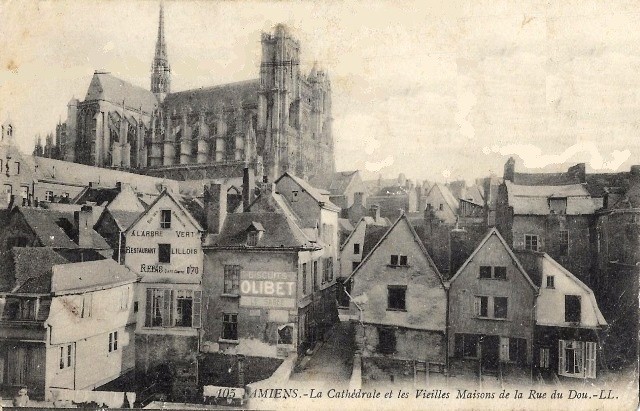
xmin=480 ymin=335 xmax=500 ymax=371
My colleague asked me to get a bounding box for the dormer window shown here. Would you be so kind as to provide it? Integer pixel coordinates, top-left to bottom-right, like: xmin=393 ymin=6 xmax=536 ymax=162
xmin=247 ymin=231 xmax=259 ymax=246
xmin=246 ymin=222 xmax=264 ymax=246
xmin=549 ymin=197 xmax=567 ymax=214
xmin=292 ymin=190 xmax=299 ymax=202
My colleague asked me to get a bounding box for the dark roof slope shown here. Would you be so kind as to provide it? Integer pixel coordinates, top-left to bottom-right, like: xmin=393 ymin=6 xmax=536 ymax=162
xmin=513 ymin=172 xmax=581 ymax=186
xmin=586 ymin=172 xmax=637 ymax=198
xmin=10 ymin=247 xmax=70 ymax=292
xmin=72 ymin=187 xmax=120 ymax=206
xmin=163 ymin=80 xmax=259 ymax=110
xmin=214 ymin=212 xmax=316 ymax=249
xmin=513 ymin=249 xmax=544 ymax=287
xmin=361 ymin=225 xmax=389 ymax=260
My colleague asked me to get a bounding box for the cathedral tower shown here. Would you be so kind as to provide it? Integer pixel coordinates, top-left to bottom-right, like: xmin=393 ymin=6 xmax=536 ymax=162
xmin=151 ymin=2 xmax=171 ymax=102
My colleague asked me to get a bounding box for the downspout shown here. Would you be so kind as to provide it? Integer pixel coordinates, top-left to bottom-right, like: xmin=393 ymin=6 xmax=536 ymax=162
xmin=445 ymin=284 xmax=450 ymax=378
xmin=117 ymin=231 xmax=123 ymax=264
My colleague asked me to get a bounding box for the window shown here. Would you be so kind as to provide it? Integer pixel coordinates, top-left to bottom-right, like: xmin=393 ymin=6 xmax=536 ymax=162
xmin=14 ymin=161 xmax=20 ymax=175
xmin=479 ymin=266 xmax=492 ymax=279
xmin=313 ymin=261 xmax=318 ymax=292
xmin=475 ymin=296 xmax=489 ymax=317
xmin=494 ymin=267 xmax=507 ymax=280
xmin=377 ymin=327 xmax=396 ymax=354
xmin=3 ymin=184 xmax=11 ymax=202
xmin=525 ymin=234 xmax=539 ymax=251
xmin=352 ymin=261 xmax=359 ymax=272
xmin=546 ymin=275 xmax=555 ymax=288
xmin=438 ymin=203 xmax=444 ymax=211
xmin=328 ymin=258 xmax=333 ymax=281
xmin=302 ymin=263 xmax=307 ymax=295
xmin=145 ymin=288 xmax=202 ymax=328
xmin=20 ymin=186 xmax=29 ymax=206
xmin=565 ymin=295 xmax=581 ymax=323
xmin=559 ymin=340 xmax=596 ymax=378
xmin=558 ymin=230 xmax=569 ymax=256
xmin=246 ymin=231 xmax=259 ymax=246
xmin=353 ymin=243 xmax=360 ymax=255
xmin=45 ymin=191 xmax=54 ymax=202
xmin=222 ymin=313 xmax=238 ymax=340
xmin=160 ymin=210 xmax=172 ymax=229
xmin=175 ymin=291 xmax=193 ymax=327
xmin=223 ymin=265 xmax=240 ymax=294
xmin=291 ymin=190 xmax=299 ymax=202
xmin=549 ymin=197 xmax=567 ymax=214
xmin=158 ymin=243 xmax=171 ymax=263
xmin=494 ymin=297 xmax=508 ymax=319
xmin=81 ymin=294 xmax=92 ymax=318
xmin=59 ymin=344 xmax=73 ymax=369
xmin=387 ymin=286 xmax=406 ymax=311
xmin=390 ymin=255 xmax=407 ymax=266
xmin=120 ymin=287 xmax=129 ymax=311
xmin=7 ymin=236 xmax=29 ymax=248
xmin=108 ymin=331 xmax=118 ymax=352
xmin=454 ymin=333 xmax=479 ymax=358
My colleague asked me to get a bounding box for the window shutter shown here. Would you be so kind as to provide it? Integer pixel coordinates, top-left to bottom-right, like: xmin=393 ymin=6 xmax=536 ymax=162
xmin=499 ymin=337 xmax=509 ymax=361
xmin=473 ymin=297 xmax=480 ymax=316
xmin=192 ymin=290 xmax=202 ymax=328
xmin=145 ymin=289 xmax=152 ymax=327
xmin=558 ymin=340 xmax=565 ymax=376
xmin=163 ymin=289 xmax=172 ymax=327
xmin=585 ymin=342 xmax=597 ymax=378
xmin=576 ymin=341 xmax=584 ymax=377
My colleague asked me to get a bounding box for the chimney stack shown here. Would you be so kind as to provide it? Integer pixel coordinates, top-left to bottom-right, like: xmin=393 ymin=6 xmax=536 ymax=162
xmin=75 ymin=205 xmax=93 ymax=248
xmin=630 ymin=165 xmax=640 ymax=176
xmin=369 ymin=204 xmax=381 ymax=221
xmin=204 ymin=184 xmax=227 ymax=234
xmin=503 ymin=157 xmax=515 ymax=182
xmin=568 ymin=163 xmax=586 ymax=183
xmin=242 ymin=167 xmax=253 ymax=212
xmin=353 ymin=192 xmax=365 ymax=208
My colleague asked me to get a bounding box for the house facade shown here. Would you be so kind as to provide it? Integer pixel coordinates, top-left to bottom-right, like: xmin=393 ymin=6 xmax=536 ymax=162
xmin=121 ymin=189 xmax=204 ymax=393
xmin=0 ymin=259 xmax=136 ymax=400
xmin=347 ymin=213 xmax=447 ymax=378
xmin=515 ymin=251 xmax=607 ymax=379
xmin=448 ymin=228 xmax=537 ymax=375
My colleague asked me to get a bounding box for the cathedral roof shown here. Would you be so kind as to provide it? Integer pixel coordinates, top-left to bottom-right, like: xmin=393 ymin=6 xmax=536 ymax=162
xmin=162 ymin=79 xmax=260 ymax=112
xmin=85 ymin=72 xmax=158 ymax=113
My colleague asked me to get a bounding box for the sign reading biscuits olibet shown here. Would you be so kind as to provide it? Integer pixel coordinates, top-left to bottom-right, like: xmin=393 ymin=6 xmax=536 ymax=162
xmin=239 ymin=271 xmax=297 ymax=309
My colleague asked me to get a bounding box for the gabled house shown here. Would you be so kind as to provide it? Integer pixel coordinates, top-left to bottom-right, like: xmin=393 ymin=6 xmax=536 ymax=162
xmin=424 ymin=183 xmax=459 ymax=224
xmin=448 ymin=228 xmax=537 ymax=376
xmin=0 ymin=256 xmax=136 ymax=399
xmin=346 ymin=213 xmax=447 ymax=380
xmin=337 ymin=206 xmax=390 ymax=309
xmin=202 ymin=184 xmax=327 ymax=358
xmin=309 ymin=170 xmax=368 ymax=213
xmin=515 ymin=250 xmax=607 ymax=379
xmin=120 ymin=188 xmax=204 ymax=394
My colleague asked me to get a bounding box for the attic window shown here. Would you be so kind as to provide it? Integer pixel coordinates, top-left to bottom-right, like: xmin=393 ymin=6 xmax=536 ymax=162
xmin=160 ymin=210 xmax=171 ymax=229
xmin=292 ymin=190 xmax=299 ymax=202
xmin=247 ymin=231 xmax=259 ymax=246
xmin=546 ymin=275 xmax=555 ymax=288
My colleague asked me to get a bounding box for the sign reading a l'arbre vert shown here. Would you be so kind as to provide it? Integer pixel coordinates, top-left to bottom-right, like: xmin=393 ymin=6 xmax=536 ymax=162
xmin=239 ymin=271 xmax=297 ymax=309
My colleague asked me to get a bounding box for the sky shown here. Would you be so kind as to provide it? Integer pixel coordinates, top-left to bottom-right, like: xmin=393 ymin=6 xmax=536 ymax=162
xmin=1 ymin=0 xmax=639 ymax=184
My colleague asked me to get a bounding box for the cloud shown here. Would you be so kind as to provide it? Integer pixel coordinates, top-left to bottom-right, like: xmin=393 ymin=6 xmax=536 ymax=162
xmin=365 ymin=155 xmax=394 ymax=173
xmin=484 ymin=142 xmax=631 ymax=171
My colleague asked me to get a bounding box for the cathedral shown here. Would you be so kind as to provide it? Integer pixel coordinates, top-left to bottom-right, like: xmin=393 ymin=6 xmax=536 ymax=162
xmin=39 ymin=4 xmax=335 ymax=183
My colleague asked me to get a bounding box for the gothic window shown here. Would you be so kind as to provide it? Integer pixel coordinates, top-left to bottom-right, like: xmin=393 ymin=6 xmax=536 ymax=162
xmin=288 ymin=100 xmax=299 ymax=129
xmin=226 ymin=186 xmax=242 ymax=212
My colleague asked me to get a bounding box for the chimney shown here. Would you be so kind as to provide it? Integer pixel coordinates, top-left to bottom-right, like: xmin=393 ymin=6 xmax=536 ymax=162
xmin=503 ymin=157 xmax=515 ymax=182
xmin=75 ymin=205 xmax=93 ymax=248
xmin=242 ymin=167 xmax=253 ymax=212
xmin=369 ymin=204 xmax=381 ymax=221
xmin=204 ymin=184 xmax=227 ymax=234
xmin=630 ymin=165 xmax=640 ymax=176
xmin=116 ymin=181 xmax=122 ymax=192
xmin=568 ymin=163 xmax=586 ymax=183
xmin=353 ymin=192 xmax=365 ymax=208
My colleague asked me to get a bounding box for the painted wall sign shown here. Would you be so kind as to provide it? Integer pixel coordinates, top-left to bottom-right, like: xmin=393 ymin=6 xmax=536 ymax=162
xmin=130 ymin=230 xmax=163 ymax=237
xmin=239 ymin=271 xmax=297 ymax=308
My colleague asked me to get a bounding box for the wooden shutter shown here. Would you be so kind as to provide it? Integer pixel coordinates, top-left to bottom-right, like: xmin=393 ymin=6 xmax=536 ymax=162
xmin=575 ymin=341 xmax=584 ymax=377
xmin=162 ymin=289 xmax=172 ymax=327
xmin=473 ymin=297 xmax=480 ymax=317
xmin=558 ymin=340 xmax=565 ymax=376
xmin=145 ymin=288 xmax=153 ymax=327
xmin=499 ymin=337 xmax=510 ymax=361
xmin=192 ymin=290 xmax=202 ymax=328
xmin=585 ymin=342 xmax=597 ymax=378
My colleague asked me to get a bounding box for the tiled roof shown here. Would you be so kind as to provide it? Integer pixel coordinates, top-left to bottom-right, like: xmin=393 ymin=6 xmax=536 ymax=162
xmin=278 ymin=172 xmax=340 ymax=211
xmin=85 ymin=72 xmax=158 ymax=113
xmin=179 ymin=197 xmax=206 ymax=229
xmin=163 ymin=79 xmax=259 ymax=111
xmin=72 ymin=187 xmax=120 ymax=206
xmin=512 ymin=172 xmax=581 ymax=186
xmin=360 ymin=225 xmax=389 ymax=261
xmin=109 ymin=209 xmax=144 ymax=231
xmin=19 ymin=208 xmax=78 ymax=248
xmin=586 ymin=172 xmax=637 ymax=198
xmin=337 ymin=218 xmax=354 ymax=233
xmin=505 ymin=181 xmax=602 ymax=215
xmin=51 ymin=259 xmax=137 ymax=295
xmin=10 ymin=247 xmax=70 ymax=292
xmin=214 ymin=212 xmax=316 ymax=249
xmin=309 ymin=170 xmax=358 ymax=194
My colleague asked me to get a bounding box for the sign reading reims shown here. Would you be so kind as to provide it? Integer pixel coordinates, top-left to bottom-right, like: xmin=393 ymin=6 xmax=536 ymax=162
xmin=239 ymin=271 xmax=297 ymax=309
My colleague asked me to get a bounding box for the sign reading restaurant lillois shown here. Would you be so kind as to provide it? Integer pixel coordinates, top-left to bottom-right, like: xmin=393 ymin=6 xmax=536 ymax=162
xmin=124 ymin=191 xmax=203 ymax=279
xmin=239 ymin=271 xmax=297 ymax=309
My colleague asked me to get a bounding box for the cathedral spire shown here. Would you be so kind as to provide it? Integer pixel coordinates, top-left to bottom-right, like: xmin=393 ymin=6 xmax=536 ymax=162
xmin=151 ymin=1 xmax=170 ymax=101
